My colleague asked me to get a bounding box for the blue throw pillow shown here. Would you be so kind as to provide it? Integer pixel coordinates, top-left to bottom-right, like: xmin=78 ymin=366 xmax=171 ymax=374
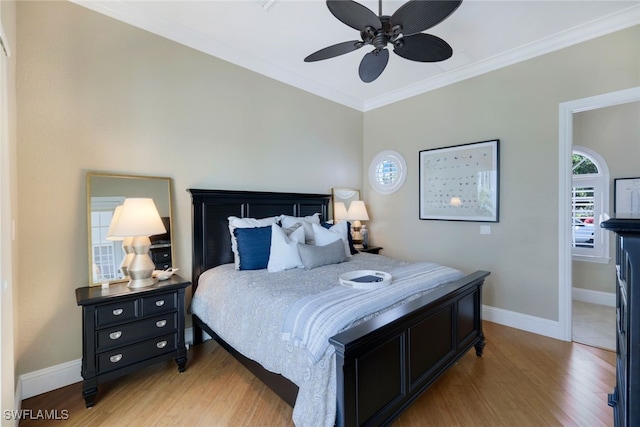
xmin=233 ymin=226 xmax=272 ymax=270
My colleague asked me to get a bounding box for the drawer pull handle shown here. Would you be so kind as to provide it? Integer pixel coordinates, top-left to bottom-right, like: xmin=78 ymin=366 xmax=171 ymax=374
xmin=112 ymin=308 xmax=123 ymax=316
xmin=156 ymin=340 xmax=167 ymax=349
xmin=155 ymin=300 xmax=165 ymax=307
xmin=162 ymin=253 xmax=169 ymax=258
xmin=156 ymin=320 xmax=167 ymax=328
xmin=110 ymin=354 xmax=122 ymax=363
xmin=109 ymin=331 xmax=122 ymax=340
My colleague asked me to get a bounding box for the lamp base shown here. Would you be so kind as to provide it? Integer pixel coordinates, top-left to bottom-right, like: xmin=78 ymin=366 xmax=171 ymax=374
xmin=127 ymin=277 xmax=155 ymax=289
xmin=127 ymin=236 xmax=156 ymax=289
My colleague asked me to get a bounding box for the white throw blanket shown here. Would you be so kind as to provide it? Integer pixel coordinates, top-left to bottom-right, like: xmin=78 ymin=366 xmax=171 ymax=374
xmin=281 ymin=262 xmax=464 ymax=362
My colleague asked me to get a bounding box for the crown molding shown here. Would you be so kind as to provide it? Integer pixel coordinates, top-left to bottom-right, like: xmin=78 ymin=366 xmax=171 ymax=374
xmin=71 ymin=1 xmax=639 ymax=112
xmin=363 ymin=4 xmax=640 ymax=111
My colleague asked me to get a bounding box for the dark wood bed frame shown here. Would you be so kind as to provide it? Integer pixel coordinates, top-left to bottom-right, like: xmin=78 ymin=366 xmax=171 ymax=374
xmin=189 ymin=189 xmax=490 ymax=427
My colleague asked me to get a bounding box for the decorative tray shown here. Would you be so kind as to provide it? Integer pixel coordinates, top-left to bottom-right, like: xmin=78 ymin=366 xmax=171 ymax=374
xmin=339 ymin=270 xmax=392 ymax=290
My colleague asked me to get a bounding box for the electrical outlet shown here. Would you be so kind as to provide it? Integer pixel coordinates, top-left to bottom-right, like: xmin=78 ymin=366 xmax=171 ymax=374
xmin=480 ymin=225 xmax=491 ymax=235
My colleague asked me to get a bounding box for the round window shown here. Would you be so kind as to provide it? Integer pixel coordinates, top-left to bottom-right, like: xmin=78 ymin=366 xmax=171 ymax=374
xmin=368 ymin=150 xmax=407 ymax=195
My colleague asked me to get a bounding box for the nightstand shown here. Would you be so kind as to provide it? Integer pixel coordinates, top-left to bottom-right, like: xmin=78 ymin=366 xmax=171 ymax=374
xmin=356 ymin=246 xmax=383 ymax=254
xmin=75 ymin=275 xmax=191 ymax=408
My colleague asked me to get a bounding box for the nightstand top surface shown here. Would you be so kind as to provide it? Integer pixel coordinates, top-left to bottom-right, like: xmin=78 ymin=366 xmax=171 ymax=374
xmin=75 ymin=274 xmax=191 ymax=306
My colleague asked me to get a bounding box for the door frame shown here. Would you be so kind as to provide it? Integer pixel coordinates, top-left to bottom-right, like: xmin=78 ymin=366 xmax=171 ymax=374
xmin=558 ymin=86 xmax=640 ymax=341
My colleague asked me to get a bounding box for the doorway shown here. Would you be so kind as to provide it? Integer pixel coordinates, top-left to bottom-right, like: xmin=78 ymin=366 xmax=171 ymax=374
xmin=558 ymin=86 xmax=640 ymax=343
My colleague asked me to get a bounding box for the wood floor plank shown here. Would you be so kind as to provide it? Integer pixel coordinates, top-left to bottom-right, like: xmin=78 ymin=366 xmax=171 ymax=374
xmin=18 ymin=322 xmax=615 ymax=426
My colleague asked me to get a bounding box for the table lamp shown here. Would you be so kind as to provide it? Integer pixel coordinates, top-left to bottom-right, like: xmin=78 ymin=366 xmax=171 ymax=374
xmin=334 ymin=202 xmax=348 ymax=222
xmin=106 ymin=205 xmax=134 ymax=279
xmin=347 ymin=200 xmax=369 ymax=245
xmin=108 ymin=198 xmax=167 ymax=288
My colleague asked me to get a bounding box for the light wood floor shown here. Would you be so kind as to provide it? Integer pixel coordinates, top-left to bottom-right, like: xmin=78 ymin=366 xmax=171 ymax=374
xmin=20 ymin=321 xmax=616 ymax=426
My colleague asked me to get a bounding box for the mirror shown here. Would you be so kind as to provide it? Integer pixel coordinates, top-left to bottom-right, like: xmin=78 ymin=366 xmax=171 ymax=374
xmin=332 ymin=188 xmax=360 ymax=220
xmin=87 ymin=173 xmax=174 ymax=286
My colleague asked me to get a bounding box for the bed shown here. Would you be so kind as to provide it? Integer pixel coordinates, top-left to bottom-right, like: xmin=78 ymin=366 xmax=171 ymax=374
xmin=188 ymin=189 xmax=490 ymax=427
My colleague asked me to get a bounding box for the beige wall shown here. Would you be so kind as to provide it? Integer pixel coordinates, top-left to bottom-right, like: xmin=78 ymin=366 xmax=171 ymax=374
xmin=15 ymin=1 xmax=363 ymax=375
xmin=363 ymin=26 xmax=640 ymax=321
xmin=13 ymin=1 xmax=640 ymax=379
xmin=572 ymin=101 xmax=640 ymax=293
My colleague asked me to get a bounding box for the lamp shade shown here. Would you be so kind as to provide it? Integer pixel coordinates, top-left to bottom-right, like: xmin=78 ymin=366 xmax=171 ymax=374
xmin=108 ymin=198 xmax=167 ymax=238
xmin=106 ymin=205 xmax=124 ymax=241
xmin=334 ymin=202 xmax=348 ymax=221
xmin=347 ymin=200 xmax=369 ymax=221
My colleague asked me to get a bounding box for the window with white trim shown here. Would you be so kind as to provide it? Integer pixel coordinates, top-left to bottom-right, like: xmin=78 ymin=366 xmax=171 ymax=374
xmin=90 ymin=197 xmax=125 ymax=281
xmin=572 ymin=147 xmax=609 ymax=262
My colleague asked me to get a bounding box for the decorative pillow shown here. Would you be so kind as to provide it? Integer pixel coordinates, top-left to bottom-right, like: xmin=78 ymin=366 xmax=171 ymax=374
xmin=267 ymin=224 xmax=305 ymax=272
xmin=312 ymin=221 xmax=351 ymax=258
xmin=228 ymin=215 xmax=281 ymax=269
xmin=322 ymin=221 xmax=358 ymax=255
xmin=298 ymin=239 xmax=347 ymax=270
xmin=281 ymin=213 xmax=321 ymax=244
xmin=233 ymin=226 xmax=272 ymax=270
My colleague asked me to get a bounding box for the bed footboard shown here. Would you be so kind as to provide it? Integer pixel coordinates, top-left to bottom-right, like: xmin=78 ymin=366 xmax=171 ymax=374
xmin=330 ymin=270 xmax=489 ymax=427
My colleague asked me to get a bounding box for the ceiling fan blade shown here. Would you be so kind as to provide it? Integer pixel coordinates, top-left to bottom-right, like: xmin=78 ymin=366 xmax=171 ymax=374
xmin=327 ymin=0 xmax=381 ymax=31
xmin=359 ymin=49 xmax=389 ymax=83
xmin=305 ymin=41 xmax=363 ymax=62
xmin=391 ymin=0 xmax=462 ymax=36
xmin=393 ymin=33 xmax=453 ymax=62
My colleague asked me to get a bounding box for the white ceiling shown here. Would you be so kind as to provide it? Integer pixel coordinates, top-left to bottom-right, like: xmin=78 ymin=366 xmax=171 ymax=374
xmin=72 ymin=0 xmax=640 ymax=111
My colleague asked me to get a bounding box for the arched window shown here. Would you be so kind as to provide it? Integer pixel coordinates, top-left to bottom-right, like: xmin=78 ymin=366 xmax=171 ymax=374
xmin=572 ymin=147 xmax=609 ymax=262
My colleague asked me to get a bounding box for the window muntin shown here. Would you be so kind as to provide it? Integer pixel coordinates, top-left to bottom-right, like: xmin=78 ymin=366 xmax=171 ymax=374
xmin=571 ymin=148 xmax=609 ymax=262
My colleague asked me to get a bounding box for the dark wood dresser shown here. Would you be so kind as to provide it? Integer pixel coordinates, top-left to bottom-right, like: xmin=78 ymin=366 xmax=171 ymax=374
xmin=601 ymin=216 xmax=640 ymax=427
xmin=149 ymin=243 xmax=172 ymax=270
xmin=75 ymin=275 xmax=190 ymax=407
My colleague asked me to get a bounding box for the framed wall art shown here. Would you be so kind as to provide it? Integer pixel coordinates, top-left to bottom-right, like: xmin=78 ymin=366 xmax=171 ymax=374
xmin=419 ymin=139 xmax=499 ymax=222
xmin=614 ymin=177 xmax=640 ymax=215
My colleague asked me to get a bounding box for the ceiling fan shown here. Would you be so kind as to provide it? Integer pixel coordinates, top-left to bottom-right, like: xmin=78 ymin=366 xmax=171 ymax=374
xmin=304 ymin=0 xmax=462 ymax=83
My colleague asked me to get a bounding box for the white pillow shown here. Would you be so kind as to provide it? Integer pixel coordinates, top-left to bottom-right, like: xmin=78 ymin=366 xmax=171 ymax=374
xmin=312 ymin=221 xmax=351 ymax=258
xmin=228 ymin=215 xmax=282 ymax=269
xmin=281 ymin=213 xmax=321 ymax=244
xmin=267 ymin=224 xmax=305 ymax=272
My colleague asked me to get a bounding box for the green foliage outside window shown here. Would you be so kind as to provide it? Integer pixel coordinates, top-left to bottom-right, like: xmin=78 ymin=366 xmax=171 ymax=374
xmin=572 ymin=154 xmax=598 ymax=175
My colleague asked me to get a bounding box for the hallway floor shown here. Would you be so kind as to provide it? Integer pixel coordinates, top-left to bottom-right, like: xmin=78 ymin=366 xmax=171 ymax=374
xmin=572 ymin=300 xmax=616 ymax=351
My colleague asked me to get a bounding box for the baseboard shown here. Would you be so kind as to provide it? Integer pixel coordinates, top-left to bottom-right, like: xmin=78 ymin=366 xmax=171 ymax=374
xmin=482 ymin=304 xmax=565 ymax=341
xmin=572 ymin=288 xmax=616 ymax=307
xmin=19 ymin=327 xmax=197 ymax=400
xmin=21 ymin=309 xmax=565 ymax=400
xmin=19 ymin=359 xmax=82 ymax=400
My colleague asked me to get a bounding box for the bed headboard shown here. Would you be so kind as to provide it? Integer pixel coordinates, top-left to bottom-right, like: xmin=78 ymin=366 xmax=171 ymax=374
xmin=188 ymin=189 xmax=331 ymax=292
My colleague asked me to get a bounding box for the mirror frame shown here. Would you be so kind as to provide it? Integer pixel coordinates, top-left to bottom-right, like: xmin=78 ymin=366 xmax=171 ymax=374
xmin=86 ymin=172 xmax=174 ymax=286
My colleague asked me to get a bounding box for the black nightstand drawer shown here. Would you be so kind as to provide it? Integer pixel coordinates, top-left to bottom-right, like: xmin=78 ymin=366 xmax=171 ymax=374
xmin=96 ymin=300 xmax=138 ymax=327
xmin=96 ymin=313 xmax=178 ymax=352
xmin=150 ymin=247 xmax=171 ymax=263
xmin=142 ymin=292 xmax=177 ymax=316
xmin=97 ymin=333 xmax=177 ymax=374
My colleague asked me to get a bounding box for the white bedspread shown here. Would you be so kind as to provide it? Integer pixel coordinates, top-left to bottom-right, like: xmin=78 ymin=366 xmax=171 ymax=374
xmin=190 ymin=253 xmax=464 ymax=427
